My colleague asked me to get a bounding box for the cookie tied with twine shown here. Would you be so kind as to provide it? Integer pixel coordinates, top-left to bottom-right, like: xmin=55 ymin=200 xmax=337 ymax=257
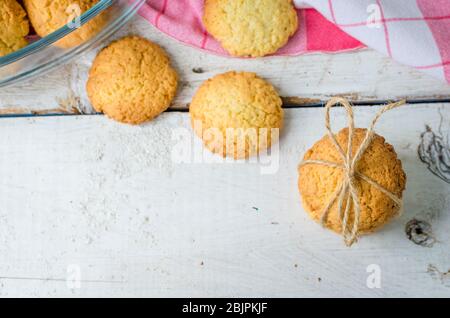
xmin=298 ymin=97 xmax=407 ymax=246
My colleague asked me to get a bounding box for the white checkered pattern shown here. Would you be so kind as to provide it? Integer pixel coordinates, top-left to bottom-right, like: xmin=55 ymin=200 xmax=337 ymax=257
xmin=295 ymin=0 xmax=450 ymax=83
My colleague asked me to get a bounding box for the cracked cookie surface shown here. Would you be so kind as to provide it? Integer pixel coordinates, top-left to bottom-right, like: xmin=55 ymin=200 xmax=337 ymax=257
xmin=0 ymin=0 xmax=29 ymax=57
xmin=203 ymin=0 xmax=298 ymax=57
xmin=23 ymin=0 xmax=106 ymax=48
xmin=87 ymin=36 xmax=178 ymax=125
xmin=190 ymin=71 xmax=283 ymax=159
xmin=298 ymin=128 xmax=407 ymax=235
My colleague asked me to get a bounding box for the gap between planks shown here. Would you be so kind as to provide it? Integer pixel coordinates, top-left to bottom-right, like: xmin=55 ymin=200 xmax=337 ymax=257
xmin=0 ymin=98 xmax=449 ymax=119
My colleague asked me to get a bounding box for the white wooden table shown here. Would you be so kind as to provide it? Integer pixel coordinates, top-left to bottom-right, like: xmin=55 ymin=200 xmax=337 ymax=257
xmin=0 ymin=16 xmax=449 ymax=297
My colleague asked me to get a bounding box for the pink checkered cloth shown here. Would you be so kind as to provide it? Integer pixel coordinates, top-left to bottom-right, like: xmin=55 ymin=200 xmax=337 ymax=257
xmin=139 ymin=0 xmax=450 ymax=83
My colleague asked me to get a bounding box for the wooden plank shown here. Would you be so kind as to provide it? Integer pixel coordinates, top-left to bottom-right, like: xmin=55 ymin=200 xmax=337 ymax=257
xmin=1 ymin=16 xmax=449 ymax=115
xmin=0 ymin=104 xmax=449 ymax=297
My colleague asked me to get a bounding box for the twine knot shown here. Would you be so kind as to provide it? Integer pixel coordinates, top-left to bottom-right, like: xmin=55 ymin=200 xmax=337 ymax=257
xmin=345 ymin=167 xmax=355 ymax=181
xmin=300 ymin=97 xmax=406 ymax=246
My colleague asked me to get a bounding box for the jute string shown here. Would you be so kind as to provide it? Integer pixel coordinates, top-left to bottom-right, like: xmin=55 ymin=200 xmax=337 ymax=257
xmin=299 ymin=97 xmax=406 ymax=246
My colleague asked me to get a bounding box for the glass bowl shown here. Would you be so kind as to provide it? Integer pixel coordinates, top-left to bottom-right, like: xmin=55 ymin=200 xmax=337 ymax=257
xmin=0 ymin=0 xmax=146 ymax=88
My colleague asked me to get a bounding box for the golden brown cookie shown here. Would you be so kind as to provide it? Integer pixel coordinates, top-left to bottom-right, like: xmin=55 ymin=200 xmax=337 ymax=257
xmin=190 ymin=71 xmax=283 ymax=159
xmin=86 ymin=36 xmax=178 ymax=125
xmin=23 ymin=0 xmax=106 ymax=48
xmin=0 ymin=0 xmax=29 ymax=57
xmin=298 ymin=128 xmax=407 ymax=235
xmin=203 ymin=0 xmax=298 ymax=57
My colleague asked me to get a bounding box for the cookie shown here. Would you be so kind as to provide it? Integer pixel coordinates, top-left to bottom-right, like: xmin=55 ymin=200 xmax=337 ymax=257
xmin=203 ymin=0 xmax=298 ymax=57
xmin=190 ymin=71 xmax=283 ymax=159
xmin=87 ymin=36 xmax=178 ymax=125
xmin=298 ymin=128 xmax=407 ymax=235
xmin=0 ymin=0 xmax=29 ymax=57
xmin=23 ymin=0 xmax=106 ymax=48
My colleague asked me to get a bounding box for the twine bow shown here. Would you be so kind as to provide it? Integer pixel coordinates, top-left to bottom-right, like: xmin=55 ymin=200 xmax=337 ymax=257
xmin=300 ymin=97 xmax=406 ymax=246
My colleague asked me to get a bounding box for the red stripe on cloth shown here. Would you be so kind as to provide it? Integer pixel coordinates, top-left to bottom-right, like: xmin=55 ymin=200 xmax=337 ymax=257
xmin=384 ymin=15 xmax=450 ymax=22
xmin=327 ymin=0 xmax=338 ymax=24
xmin=201 ymin=30 xmax=208 ymax=49
xmin=155 ymin=0 xmax=168 ymax=28
xmin=376 ymin=0 xmax=392 ymax=58
xmin=305 ymin=9 xmax=362 ymax=51
xmin=334 ymin=15 xmax=450 ymax=28
xmin=415 ymin=61 xmax=450 ymax=69
xmin=417 ymin=0 xmax=450 ymax=81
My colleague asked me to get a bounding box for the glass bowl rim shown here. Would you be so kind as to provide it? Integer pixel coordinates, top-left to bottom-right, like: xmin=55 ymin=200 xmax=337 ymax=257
xmin=0 ymin=0 xmax=117 ymax=67
xmin=0 ymin=0 xmax=146 ymax=87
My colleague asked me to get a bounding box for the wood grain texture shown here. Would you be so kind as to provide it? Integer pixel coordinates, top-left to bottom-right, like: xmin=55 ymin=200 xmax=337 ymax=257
xmin=0 ymin=104 xmax=449 ymax=297
xmin=1 ymin=16 xmax=449 ymax=115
